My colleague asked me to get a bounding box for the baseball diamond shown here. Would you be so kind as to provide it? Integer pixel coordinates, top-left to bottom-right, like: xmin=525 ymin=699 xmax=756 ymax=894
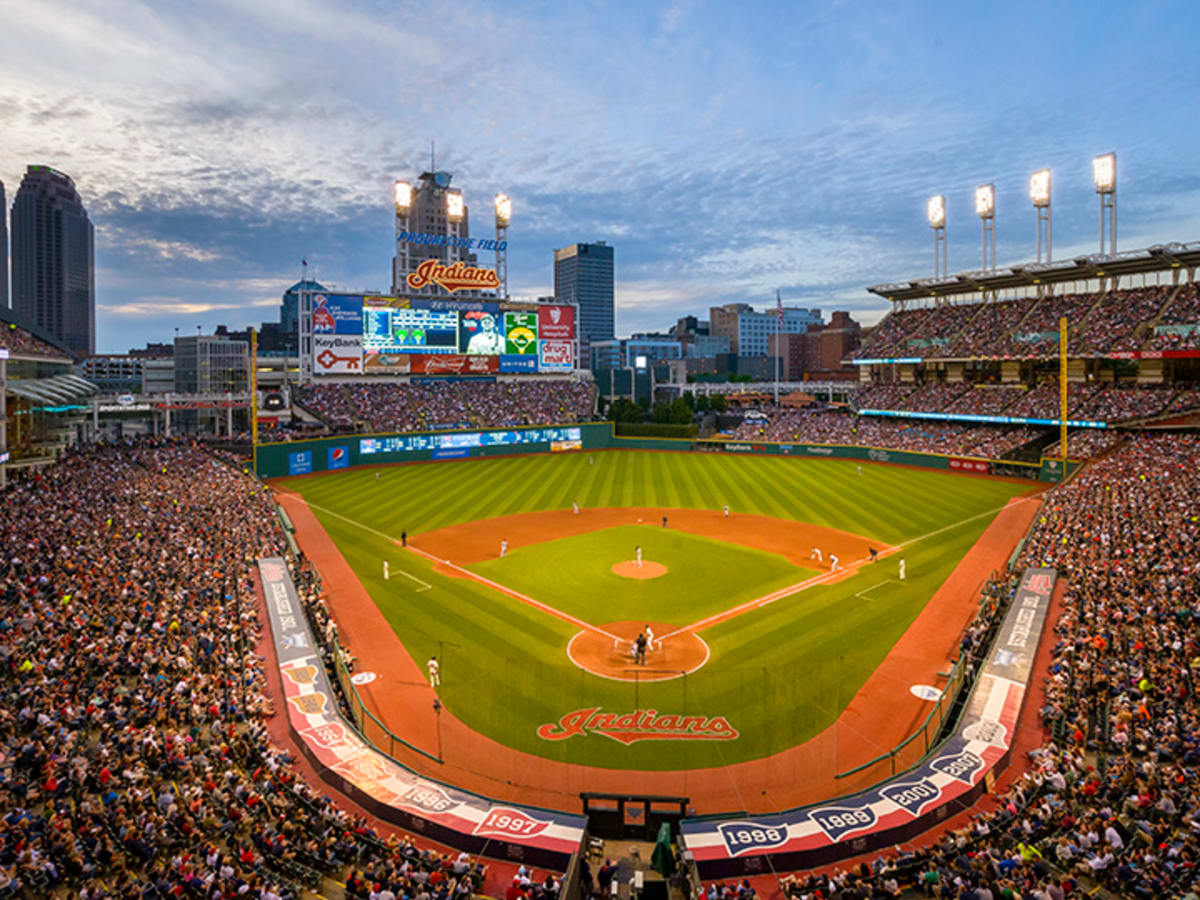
xmin=276 ymin=448 xmax=1042 ymax=810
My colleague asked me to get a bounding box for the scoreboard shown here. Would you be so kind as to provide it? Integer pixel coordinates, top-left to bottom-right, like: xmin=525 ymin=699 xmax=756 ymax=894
xmin=312 ymin=293 xmax=576 ymax=377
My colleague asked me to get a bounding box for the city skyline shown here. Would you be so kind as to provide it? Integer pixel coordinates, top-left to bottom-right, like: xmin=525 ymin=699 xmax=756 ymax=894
xmin=2 ymin=0 xmax=1198 ymax=353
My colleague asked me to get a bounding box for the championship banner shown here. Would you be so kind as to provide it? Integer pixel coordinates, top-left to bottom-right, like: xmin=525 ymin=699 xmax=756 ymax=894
xmin=682 ymin=567 xmax=1056 ymax=876
xmin=257 ymin=558 xmax=586 ymax=866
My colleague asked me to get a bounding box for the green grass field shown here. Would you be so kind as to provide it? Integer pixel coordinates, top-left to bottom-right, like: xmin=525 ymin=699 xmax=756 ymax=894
xmin=289 ymin=450 xmax=1036 ymax=769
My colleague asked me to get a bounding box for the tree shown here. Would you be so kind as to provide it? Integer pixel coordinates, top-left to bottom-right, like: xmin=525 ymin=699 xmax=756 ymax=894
xmin=710 ymin=393 xmax=727 ymax=413
xmin=607 ymin=398 xmax=645 ymax=423
xmin=695 ymin=394 xmax=710 ymax=412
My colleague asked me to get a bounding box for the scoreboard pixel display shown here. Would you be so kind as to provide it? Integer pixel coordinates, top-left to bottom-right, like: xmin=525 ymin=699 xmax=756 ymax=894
xmin=312 ymin=294 xmax=576 ymax=377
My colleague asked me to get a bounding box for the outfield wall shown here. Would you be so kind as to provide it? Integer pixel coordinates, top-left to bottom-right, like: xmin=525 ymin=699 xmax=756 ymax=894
xmin=255 ymin=422 xmax=1079 ymax=482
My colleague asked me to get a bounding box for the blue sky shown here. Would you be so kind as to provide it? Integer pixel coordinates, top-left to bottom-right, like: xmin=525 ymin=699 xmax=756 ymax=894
xmin=2 ymin=0 xmax=1197 ymax=352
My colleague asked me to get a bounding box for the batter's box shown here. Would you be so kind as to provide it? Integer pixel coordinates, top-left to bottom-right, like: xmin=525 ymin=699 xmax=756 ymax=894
xmin=854 ymin=579 xmax=903 ymax=602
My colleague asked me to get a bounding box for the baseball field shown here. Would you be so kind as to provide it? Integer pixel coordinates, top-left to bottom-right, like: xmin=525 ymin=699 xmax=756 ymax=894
xmin=279 ymin=449 xmax=1041 ymax=786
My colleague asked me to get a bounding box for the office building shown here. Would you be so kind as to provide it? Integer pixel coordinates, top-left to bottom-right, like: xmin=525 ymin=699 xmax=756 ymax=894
xmin=709 ymin=302 xmax=823 ymax=357
xmin=0 ymin=180 xmax=7 ymax=309
xmin=554 ymin=241 xmax=614 ymax=368
xmin=281 ymin=279 xmax=327 ymax=344
xmin=11 ymin=165 xmax=95 ymax=355
xmin=173 ymin=334 xmax=248 ymax=394
xmin=392 ymin=171 xmax=491 ymax=297
xmin=769 ymin=311 xmax=862 ymax=380
xmin=590 ymin=336 xmax=683 ymax=370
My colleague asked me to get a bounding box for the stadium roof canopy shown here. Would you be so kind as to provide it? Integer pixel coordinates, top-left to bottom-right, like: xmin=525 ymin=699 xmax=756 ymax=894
xmin=7 ymin=374 xmax=98 ymax=405
xmin=867 ymin=241 xmax=1200 ymax=305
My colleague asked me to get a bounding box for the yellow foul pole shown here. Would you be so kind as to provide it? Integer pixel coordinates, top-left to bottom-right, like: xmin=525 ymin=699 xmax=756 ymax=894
xmin=250 ymin=327 xmax=259 ymax=477
xmin=1059 ymin=316 xmax=1068 ymax=464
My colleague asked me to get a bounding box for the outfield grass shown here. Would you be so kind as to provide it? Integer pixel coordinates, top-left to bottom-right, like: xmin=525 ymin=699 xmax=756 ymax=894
xmin=470 ymin=525 xmax=811 ymax=625
xmin=291 ymin=450 xmax=1036 ymax=769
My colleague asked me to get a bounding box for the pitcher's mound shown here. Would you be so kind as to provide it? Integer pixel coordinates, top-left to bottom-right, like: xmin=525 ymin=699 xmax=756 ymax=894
xmin=611 ymin=560 xmax=667 ymax=579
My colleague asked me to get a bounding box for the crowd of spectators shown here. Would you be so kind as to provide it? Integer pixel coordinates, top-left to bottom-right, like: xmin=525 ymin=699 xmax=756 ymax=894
xmin=1042 ymin=429 xmax=1123 ymax=461
xmin=776 ymin=432 xmax=1200 ymax=898
xmin=855 ymin=281 xmax=1200 ymax=360
xmin=0 ymin=440 xmax=531 ymax=898
xmin=294 ymin=380 xmax=594 ymax=433
xmin=0 ymin=321 xmax=68 ymax=358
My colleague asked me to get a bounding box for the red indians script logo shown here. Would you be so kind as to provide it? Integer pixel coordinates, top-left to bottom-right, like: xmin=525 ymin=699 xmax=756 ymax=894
xmin=406 ymin=259 xmax=501 ymax=293
xmin=313 ymin=295 xmax=336 ymax=332
xmin=537 ymin=708 xmax=739 ymax=745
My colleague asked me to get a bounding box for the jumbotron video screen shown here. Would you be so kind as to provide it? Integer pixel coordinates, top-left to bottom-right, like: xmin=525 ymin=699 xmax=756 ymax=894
xmin=312 ymin=293 xmax=576 ymax=377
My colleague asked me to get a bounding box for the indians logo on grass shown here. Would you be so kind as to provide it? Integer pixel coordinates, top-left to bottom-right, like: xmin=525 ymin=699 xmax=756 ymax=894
xmin=536 ymin=708 xmax=739 ymax=745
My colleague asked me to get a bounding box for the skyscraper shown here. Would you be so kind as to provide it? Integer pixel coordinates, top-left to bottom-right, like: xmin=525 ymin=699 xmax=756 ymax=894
xmin=11 ymin=165 xmax=95 ymax=355
xmin=553 ymin=241 xmax=614 ymax=369
xmin=0 ymin=180 xmax=8 ymax=309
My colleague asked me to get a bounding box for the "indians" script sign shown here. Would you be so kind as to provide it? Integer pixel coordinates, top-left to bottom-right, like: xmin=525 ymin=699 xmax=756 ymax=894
xmin=406 ymin=259 xmax=501 ymax=293
xmin=537 ymin=708 xmax=739 ymax=745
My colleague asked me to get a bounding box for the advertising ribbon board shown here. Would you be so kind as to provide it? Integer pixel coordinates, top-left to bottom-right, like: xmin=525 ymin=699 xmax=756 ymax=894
xmin=681 ymin=567 xmax=1056 ymax=876
xmin=257 ymin=558 xmax=586 ymax=867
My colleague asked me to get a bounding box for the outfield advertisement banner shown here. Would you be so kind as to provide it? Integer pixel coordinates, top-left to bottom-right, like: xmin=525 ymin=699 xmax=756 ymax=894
xmin=948 ymin=457 xmax=990 ymax=474
xmin=681 ymin=567 xmax=1057 ymax=876
xmin=257 ymin=558 xmax=587 ymax=865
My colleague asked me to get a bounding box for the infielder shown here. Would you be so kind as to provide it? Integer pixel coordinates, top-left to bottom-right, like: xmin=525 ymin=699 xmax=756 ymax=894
xmin=810 ymin=546 xmax=823 ymax=562
xmin=899 ymin=559 xmax=907 ymax=580
xmin=500 ymin=539 xmax=508 ymax=558
xmin=427 ymin=655 xmax=440 ymax=688
xmin=383 ymin=560 xmax=389 ymax=581
xmin=573 ymin=501 xmax=579 ymax=514
xmin=635 ymin=545 xmax=643 ymax=568
xmin=723 ymin=504 xmax=730 ymax=518
xmin=829 ymin=554 xmax=840 ymax=572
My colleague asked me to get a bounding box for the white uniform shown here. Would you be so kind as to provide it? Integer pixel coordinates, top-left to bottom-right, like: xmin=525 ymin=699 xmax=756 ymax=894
xmin=723 ymin=505 xmax=729 ymax=517
xmin=811 ymin=546 xmax=823 ymax=561
xmin=427 ymin=657 xmax=440 ymax=687
xmin=645 ymin=626 xmax=655 ymax=651
xmin=857 ymin=465 xmax=862 ymax=476
xmin=383 ymin=560 xmax=389 ymax=580
xmin=500 ymin=540 xmax=508 ymax=558
xmin=899 ymin=559 xmax=906 ymax=580
xmin=573 ymin=501 xmax=579 ymax=514
xmin=635 ymin=546 xmax=643 ymax=568
xmin=829 ymin=554 xmax=840 ymax=571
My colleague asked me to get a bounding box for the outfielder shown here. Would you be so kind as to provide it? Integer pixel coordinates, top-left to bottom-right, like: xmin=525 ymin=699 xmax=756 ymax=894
xmin=427 ymin=655 xmax=440 ymax=688
xmin=383 ymin=560 xmax=389 ymax=581
xmin=899 ymin=559 xmax=907 ymax=580
xmin=500 ymin=539 xmax=508 ymax=558
xmin=723 ymin=504 xmax=730 ymax=518
xmin=573 ymin=501 xmax=579 ymax=514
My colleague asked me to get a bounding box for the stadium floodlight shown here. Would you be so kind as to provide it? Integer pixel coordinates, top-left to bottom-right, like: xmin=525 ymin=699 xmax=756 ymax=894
xmin=974 ymin=184 xmax=995 ymax=219
xmin=976 ymin=184 xmax=996 ymax=271
xmin=1030 ymin=169 xmax=1051 ymax=207
xmin=446 ymin=190 xmax=465 ymax=222
xmin=1031 ymin=169 xmax=1052 ymax=263
xmin=1093 ymin=152 xmax=1117 ymax=255
xmin=1093 ymin=153 xmax=1116 ymax=193
xmin=927 ymin=195 xmax=947 ymax=277
xmin=926 ymin=195 xmax=946 ymax=229
xmin=493 ymin=193 xmax=511 ymax=227
xmin=393 ymin=180 xmax=412 ymax=214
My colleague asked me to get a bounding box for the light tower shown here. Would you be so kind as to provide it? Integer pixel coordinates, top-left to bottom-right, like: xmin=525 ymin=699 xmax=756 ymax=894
xmin=975 ymin=183 xmax=996 ymax=271
xmin=494 ymin=193 xmax=511 ymax=299
xmin=393 ymin=180 xmax=412 ymax=289
xmin=1030 ymin=168 xmax=1052 ymax=263
xmin=1093 ymin=152 xmax=1117 ymax=255
xmin=927 ymin=195 xmax=947 ymax=277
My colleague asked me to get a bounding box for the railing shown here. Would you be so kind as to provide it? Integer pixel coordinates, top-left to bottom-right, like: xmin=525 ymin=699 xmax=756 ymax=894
xmin=330 ymin=635 xmax=443 ymax=764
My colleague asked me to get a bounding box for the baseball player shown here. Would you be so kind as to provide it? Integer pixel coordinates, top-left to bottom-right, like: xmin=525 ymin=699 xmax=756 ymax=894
xmin=829 ymin=554 xmax=840 ymax=572
xmin=500 ymin=539 xmax=508 ymax=558
xmin=723 ymin=504 xmax=730 ymax=518
xmin=427 ymin=655 xmax=440 ymax=688
xmin=645 ymin=624 xmax=657 ymax=651
xmin=383 ymin=560 xmax=389 ymax=581
xmin=635 ymin=632 xmax=647 ymax=665
xmin=899 ymin=559 xmax=907 ymax=580
xmin=857 ymin=465 xmax=862 ymax=476
xmin=401 ymin=531 xmax=407 ymax=548
xmin=810 ymin=546 xmax=823 ymax=562
xmin=635 ymin=545 xmax=643 ymax=568
xmin=375 ymin=471 xmax=380 ymax=480
xmin=573 ymin=501 xmax=579 ymax=514
xmin=661 ymin=515 xmax=668 ymax=528
xmin=869 ymin=547 xmax=878 ymax=563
